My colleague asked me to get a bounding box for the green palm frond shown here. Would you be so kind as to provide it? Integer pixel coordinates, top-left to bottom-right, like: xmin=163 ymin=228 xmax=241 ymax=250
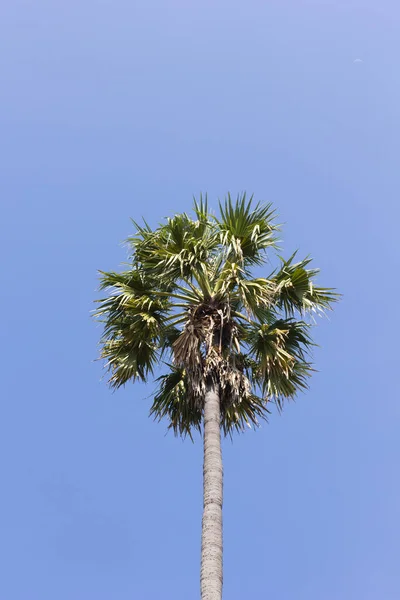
xmin=128 ymin=210 xmax=218 ymax=285
xmin=245 ymin=318 xmax=314 ymax=408
xmin=101 ymin=336 xmax=160 ymax=387
xmin=222 ymin=392 xmax=268 ymax=437
xmin=193 ymin=193 xmax=211 ymax=225
xmin=233 ymin=277 xmax=274 ymax=316
xmin=151 ymin=368 xmax=202 ymax=440
xmin=95 ymin=270 xmax=170 ymax=386
xmin=272 ymin=253 xmax=339 ymax=316
xmin=217 ymin=193 xmax=279 ymax=266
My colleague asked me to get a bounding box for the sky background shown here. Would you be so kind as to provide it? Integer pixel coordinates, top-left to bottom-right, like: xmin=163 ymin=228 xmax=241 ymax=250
xmin=1 ymin=1 xmax=399 ymax=598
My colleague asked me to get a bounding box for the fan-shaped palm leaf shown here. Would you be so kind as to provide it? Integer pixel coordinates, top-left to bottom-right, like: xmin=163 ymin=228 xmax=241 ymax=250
xmin=218 ymin=192 xmax=279 ymax=265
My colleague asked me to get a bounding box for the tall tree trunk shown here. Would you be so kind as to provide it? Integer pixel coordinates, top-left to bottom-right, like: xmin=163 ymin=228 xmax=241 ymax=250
xmin=201 ymin=383 xmax=223 ymax=600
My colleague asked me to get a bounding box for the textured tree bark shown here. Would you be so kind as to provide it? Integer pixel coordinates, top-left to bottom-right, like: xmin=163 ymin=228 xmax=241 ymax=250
xmin=200 ymin=383 xmax=223 ymax=600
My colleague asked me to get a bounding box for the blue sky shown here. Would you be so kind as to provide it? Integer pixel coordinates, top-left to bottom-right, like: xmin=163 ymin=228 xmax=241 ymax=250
xmin=1 ymin=1 xmax=399 ymax=598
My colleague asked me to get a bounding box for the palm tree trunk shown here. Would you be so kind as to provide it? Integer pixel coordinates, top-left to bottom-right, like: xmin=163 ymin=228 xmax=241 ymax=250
xmin=200 ymin=382 xmax=223 ymax=600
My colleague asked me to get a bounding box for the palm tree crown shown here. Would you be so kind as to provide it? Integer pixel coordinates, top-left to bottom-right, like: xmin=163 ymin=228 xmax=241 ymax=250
xmin=95 ymin=194 xmax=338 ymax=438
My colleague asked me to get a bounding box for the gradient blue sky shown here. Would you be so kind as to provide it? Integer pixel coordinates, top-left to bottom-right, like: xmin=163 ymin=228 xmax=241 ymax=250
xmin=1 ymin=1 xmax=399 ymax=599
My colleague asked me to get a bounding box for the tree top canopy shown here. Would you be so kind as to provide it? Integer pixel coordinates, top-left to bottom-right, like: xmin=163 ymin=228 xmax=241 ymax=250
xmin=95 ymin=193 xmax=339 ymax=439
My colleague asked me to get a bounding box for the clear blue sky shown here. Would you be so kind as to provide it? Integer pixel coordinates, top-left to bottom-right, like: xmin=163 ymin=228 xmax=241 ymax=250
xmin=1 ymin=1 xmax=399 ymax=598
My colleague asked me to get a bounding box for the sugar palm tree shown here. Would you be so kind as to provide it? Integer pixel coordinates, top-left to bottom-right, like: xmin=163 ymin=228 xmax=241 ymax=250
xmin=95 ymin=194 xmax=338 ymax=600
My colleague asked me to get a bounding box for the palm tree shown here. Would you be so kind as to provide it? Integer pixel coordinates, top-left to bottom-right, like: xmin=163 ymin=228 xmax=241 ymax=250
xmin=95 ymin=194 xmax=338 ymax=600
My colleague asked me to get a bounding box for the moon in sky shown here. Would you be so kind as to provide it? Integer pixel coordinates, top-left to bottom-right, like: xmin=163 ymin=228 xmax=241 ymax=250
xmin=353 ymin=58 xmax=363 ymax=63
